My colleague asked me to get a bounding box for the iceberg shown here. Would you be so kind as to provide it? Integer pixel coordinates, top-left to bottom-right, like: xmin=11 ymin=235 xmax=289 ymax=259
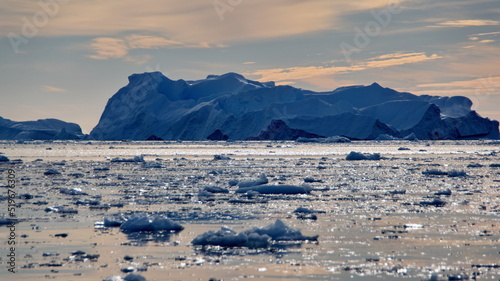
xmin=0 ymin=116 xmax=85 ymax=140
xmin=88 ymin=72 xmax=499 ymax=140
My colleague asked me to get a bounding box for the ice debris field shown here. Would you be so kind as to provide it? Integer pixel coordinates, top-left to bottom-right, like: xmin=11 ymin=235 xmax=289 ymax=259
xmin=0 ymin=140 xmax=499 ymax=281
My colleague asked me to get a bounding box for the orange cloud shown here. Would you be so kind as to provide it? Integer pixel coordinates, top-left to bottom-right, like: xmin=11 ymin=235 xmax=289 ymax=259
xmin=251 ymin=52 xmax=441 ymax=83
xmin=0 ymin=0 xmax=410 ymax=45
xmin=88 ymin=37 xmax=128 ymax=60
xmin=42 ymin=85 xmax=66 ymax=93
xmin=417 ymin=75 xmax=500 ymax=94
xmin=87 ymin=34 xmax=212 ymax=61
xmin=436 ymin=20 xmax=500 ymax=27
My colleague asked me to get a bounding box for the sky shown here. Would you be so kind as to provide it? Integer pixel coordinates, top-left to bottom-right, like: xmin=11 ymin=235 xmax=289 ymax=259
xmin=1 ymin=0 xmax=499 ymax=134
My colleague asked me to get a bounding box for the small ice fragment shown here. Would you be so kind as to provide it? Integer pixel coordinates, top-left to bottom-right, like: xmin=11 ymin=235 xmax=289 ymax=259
xmin=404 ymin=224 xmax=424 ymax=229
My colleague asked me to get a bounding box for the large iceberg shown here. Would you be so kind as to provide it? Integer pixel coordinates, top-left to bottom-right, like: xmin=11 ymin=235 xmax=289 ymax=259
xmin=0 ymin=117 xmax=84 ymax=140
xmin=89 ymin=72 xmax=499 ymax=140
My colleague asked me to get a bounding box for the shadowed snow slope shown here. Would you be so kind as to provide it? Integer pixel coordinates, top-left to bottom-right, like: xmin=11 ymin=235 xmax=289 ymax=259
xmin=89 ymin=72 xmax=499 ymax=140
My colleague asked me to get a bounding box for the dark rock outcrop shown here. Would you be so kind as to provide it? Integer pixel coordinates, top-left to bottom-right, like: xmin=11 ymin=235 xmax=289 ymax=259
xmin=207 ymin=129 xmax=229 ymax=141
xmin=247 ymin=120 xmax=324 ymax=140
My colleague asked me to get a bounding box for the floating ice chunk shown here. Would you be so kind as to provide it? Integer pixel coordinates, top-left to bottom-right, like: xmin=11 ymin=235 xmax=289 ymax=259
xmin=197 ymin=190 xmax=215 ymax=201
xmin=0 ymin=218 xmax=18 ymax=225
xmin=104 ymin=215 xmax=127 ymax=227
xmin=294 ymin=207 xmax=314 ymax=214
xmin=192 ymin=220 xmax=318 ymax=248
xmin=420 ymin=198 xmax=446 ymax=207
xmin=213 ymin=155 xmax=232 ymax=160
xmin=303 ymin=177 xmax=322 ymax=183
xmin=404 ymin=224 xmax=424 ymax=229
xmin=447 ymin=170 xmax=467 ymax=177
xmin=237 ymin=173 xmax=268 ymax=188
xmin=422 ymin=169 xmax=448 ymax=176
xmin=203 ymin=186 xmax=229 ymax=194
xmin=111 ymin=155 xmax=144 ymax=163
xmin=120 ymin=214 xmax=184 ymax=232
xmin=243 ymin=219 xmax=318 ymax=242
xmin=422 ymin=170 xmax=467 ymax=177
xmin=44 ymin=169 xmax=61 ymax=175
xmin=60 ymin=187 xmax=87 ymax=196
xmin=44 ymin=206 xmax=78 ymax=214
xmin=434 ymin=188 xmax=452 ymax=196
xmin=293 ymin=207 xmax=324 ymax=214
xmin=236 ymin=184 xmax=312 ymax=195
xmin=345 ymin=151 xmax=381 ymax=161
xmin=103 ymin=274 xmax=146 ymax=281
xmin=191 ymin=226 xmax=259 ymax=248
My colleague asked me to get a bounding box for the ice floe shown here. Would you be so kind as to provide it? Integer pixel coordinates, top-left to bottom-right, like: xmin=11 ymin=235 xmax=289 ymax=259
xmin=192 ymin=219 xmax=318 ymax=248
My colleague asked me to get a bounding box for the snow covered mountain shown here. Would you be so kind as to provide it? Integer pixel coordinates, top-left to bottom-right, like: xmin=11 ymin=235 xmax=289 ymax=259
xmin=89 ymin=72 xmax=499 ymax=140
xmin=0 ymin=117 xmax=84 ymax=140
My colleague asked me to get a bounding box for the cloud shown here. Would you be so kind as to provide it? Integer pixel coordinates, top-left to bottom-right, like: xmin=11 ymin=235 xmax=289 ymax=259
xmin=470 ymin=31 xmax=500 ymax=37
xmin=0 ymin=0 xmax=411 ymax=45
xmin=88 ymin=37 xmax=128 ymax=60
xmin=251 ymin=52 xmax=442 ymax=83
xmin=126 ymin=35 xmax=183 ymax=49
xmin=87 ymin=34 xmax=212 ymax=62
xmin=42 ymin=85 xmax=66 ymax=93
xmin=436 ymin=20 xmax=500 ymax=27
xmin=417 ymin=75 xmax=500 ymax=94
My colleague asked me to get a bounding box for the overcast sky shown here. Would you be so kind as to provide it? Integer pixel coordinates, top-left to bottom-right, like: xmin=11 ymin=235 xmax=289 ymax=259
xmin=1 ymin=0 xmax=499 ymax=133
